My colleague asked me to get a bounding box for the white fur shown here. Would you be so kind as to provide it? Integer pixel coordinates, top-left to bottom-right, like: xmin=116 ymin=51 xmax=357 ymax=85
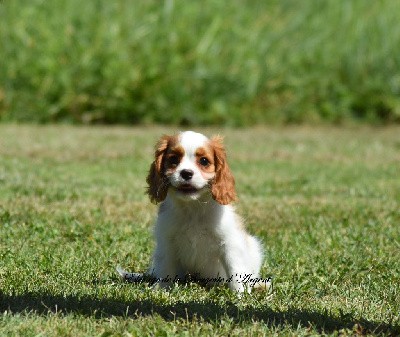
xmin=150 ymin=131 xmax=264 ymax=292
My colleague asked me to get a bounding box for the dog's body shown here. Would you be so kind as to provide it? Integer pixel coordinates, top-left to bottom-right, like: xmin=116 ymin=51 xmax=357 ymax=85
xmin=152 ymin=190 xmax=263 ymax=291
xmin=119 ymin=131 xmax=264 ymax=292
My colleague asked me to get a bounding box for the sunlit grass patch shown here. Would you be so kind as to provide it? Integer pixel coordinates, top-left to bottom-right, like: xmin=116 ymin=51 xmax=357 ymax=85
xmin=0 ymin=125 xmax=399 ymax=336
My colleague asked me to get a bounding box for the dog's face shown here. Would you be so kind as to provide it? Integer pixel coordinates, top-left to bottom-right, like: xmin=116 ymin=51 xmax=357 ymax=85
xmin=146 ymin=131 xmax=236 ymax=205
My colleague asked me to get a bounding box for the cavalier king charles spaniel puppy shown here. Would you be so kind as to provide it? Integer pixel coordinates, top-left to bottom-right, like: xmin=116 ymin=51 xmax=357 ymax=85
xmin=118 ymin=131 xmax=264 ymax=293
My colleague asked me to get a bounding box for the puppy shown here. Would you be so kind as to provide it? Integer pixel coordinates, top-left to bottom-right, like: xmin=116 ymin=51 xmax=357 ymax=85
xmin=119 ymin=131 xmax=264 ymax=292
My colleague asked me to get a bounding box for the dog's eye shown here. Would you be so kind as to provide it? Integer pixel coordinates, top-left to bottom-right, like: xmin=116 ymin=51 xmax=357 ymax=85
xmin=199 ymin=157 xmax=210 ymax=167
xmin=168 ymin=155 xmax=180 ymax=166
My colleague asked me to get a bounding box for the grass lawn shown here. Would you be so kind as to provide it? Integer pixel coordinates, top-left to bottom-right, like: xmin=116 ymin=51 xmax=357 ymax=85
xmin=0 ymin=125 xmax=399 ymax=336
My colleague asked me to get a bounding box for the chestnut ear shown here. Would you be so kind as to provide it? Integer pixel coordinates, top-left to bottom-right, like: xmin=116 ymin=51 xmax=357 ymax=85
xmin=210 ymin=136 xmax=237 ymax=205
xmin=146 ymin=135 xmax=171 ymax=204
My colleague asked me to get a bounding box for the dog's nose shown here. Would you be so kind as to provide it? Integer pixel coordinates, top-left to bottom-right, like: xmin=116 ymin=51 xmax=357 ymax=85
xmin=180 ymin=169 xmax=194 ymax=181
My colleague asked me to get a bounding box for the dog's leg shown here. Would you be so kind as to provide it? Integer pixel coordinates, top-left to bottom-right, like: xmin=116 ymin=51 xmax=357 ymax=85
xmin=220 ymin=235 xmax=263 ymax=293
xmin=151 ymin=250 xmax=180 ymax=289
xmin=220 ymin=258 xmax=247 ymax=293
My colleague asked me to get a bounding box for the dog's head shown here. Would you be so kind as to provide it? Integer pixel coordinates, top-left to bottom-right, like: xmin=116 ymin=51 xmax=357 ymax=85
xmin=146 ymin=131 xmax=236 ymax=205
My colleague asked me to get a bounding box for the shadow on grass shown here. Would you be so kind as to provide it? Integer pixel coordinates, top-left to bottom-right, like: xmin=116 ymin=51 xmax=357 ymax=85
xmin=1 ymin=291 xmax=398 ymax=335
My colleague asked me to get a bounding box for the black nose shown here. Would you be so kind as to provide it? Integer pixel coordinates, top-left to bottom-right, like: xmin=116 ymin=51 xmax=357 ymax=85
xmin=180 ymin=169 xmax=194 ymax=181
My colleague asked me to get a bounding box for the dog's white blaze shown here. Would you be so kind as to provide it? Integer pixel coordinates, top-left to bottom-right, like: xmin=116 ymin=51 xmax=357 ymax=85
xmin=179 ymin=131 xmax=208 ymax=158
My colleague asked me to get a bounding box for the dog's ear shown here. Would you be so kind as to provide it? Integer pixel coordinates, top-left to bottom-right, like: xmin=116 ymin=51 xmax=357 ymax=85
xmin=210 ymin=135 xmax=237 ymax=205
xmin=146 ymin=135 xmax=172 ymax=204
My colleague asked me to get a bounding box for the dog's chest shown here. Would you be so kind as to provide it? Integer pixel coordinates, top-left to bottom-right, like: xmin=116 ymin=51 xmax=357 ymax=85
xmin=171 ymin=214 xmax=222 ymax=273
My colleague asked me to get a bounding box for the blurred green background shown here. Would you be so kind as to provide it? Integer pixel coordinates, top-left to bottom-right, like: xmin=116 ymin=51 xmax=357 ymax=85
xmin=1 ymin=0 xmax=400 ymax=126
